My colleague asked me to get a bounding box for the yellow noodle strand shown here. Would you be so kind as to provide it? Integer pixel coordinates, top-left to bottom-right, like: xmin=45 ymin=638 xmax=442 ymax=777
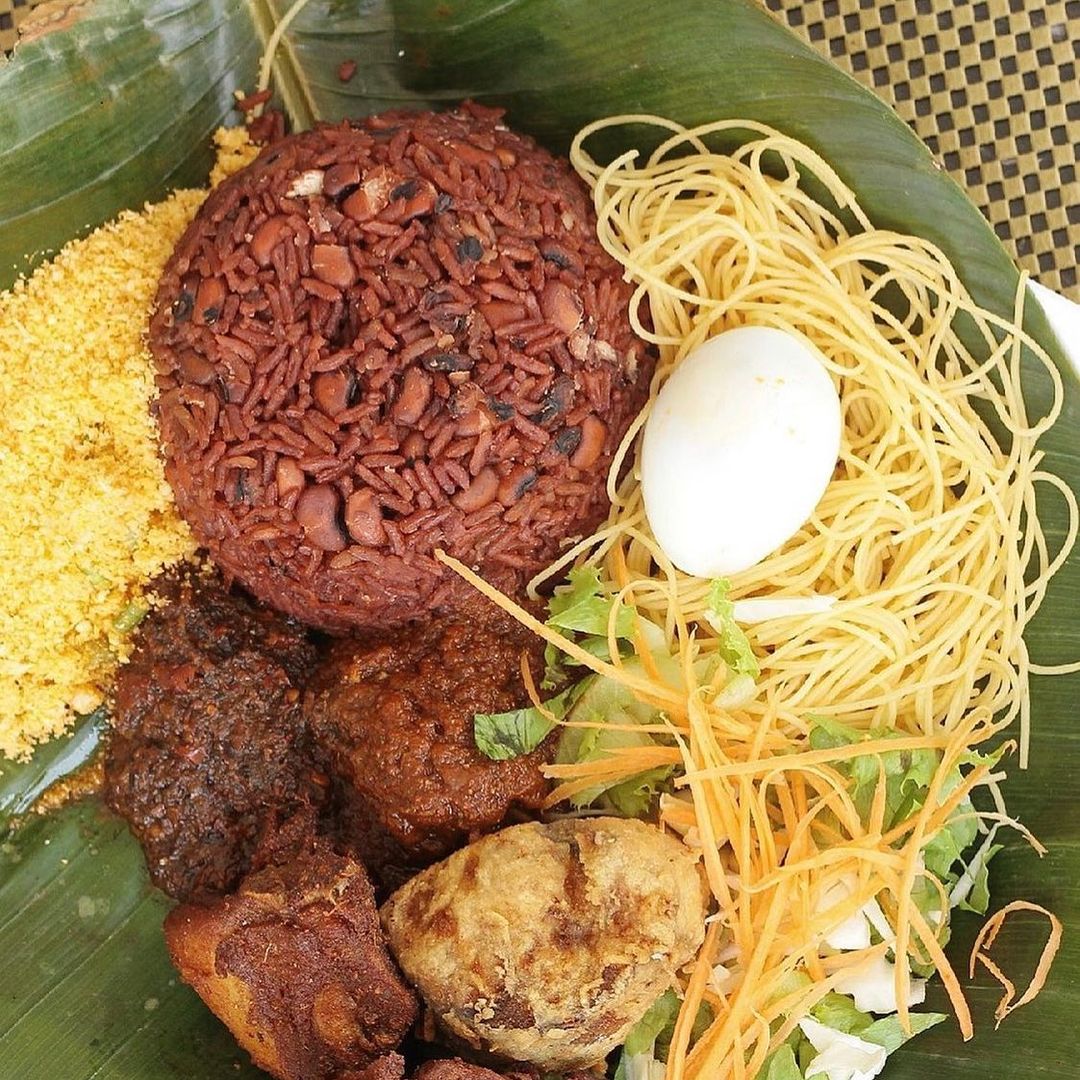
xmin=443 ymin=115 xmax=1075 ymax=1080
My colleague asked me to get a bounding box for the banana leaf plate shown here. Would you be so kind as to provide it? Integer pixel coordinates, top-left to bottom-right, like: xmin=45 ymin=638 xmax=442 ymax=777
xmin=0 ymin=2 xmax=1076 ymax=1077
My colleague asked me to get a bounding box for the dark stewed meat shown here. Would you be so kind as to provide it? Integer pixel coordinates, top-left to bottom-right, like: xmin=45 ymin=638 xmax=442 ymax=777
xmin=104 ymin=570 xmax=319 ymax=901
xmin=304 ymin=607 xmax=552 ymax=887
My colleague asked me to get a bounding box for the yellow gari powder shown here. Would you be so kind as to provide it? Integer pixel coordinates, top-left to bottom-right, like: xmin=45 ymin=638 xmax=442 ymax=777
xmin=0 ymin=129 xmax=260 ymax=759
xmin=210 ymin=124 xmax=263 ymax=187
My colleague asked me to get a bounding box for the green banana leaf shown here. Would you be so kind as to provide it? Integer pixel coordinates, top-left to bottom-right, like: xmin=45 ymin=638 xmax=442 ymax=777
xmin=0 ymin=1 xmax=1076 ymax=1077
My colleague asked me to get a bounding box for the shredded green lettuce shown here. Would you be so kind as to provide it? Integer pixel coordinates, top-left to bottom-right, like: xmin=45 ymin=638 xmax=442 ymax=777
xmin=623 ymin=989 xmax=682 ymax=1057
xmin=741 ymin=990 xmax=948 ymax=1080
xmin=768 ymin=969 xmax=814 ymax=1005
xmin=475 ymin=654 xmax=677 ymax=816
xmin=540 ymin=566 xmax=641 ymax=689
xmin=922 ymin=805 xmax=979 ymax=881
xmin=704 ymin=578 xmax=760 ymax=678
xmin=547 ymin=565 xmax=636 ymax=638
xmin=949 ymin=828 xmax=1004 ymax=915
xmin=555 ymin=654 xmax=679 ymax=815
xmin=810 ymin=992 xmax=874 ymax=1035
xmin=859 ymin=1012 xmax=948 ymax=1053
xmin=477 ymin=567 xmax=638 ymax=759
xmin=806 ymin=717 xmax=1007 ymax=982
xmin=476 ymin=568 xmax=679 ymax=816
xmin=808 ymin=716 xmax=939 ymax=828
xmin=809 ymin=992 xmax=945 ymax=1045
xmin=760 ymin=1043 xmax=804 ymax=1080
xmin=603 ymin=766 xmax=677 ymax=817
xmin=763 ymin=993 xmax=949 ymax=1078
xmin=615 ymin=989 xmax=713 ymax=1080
xmin=959 ymin=847 xmax=999 ymax=913
xmin=926 ymin=747 xmax=1007 ymax=916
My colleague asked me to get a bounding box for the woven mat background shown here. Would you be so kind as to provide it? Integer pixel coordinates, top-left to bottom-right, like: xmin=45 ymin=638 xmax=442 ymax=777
xmin=763 ymin=0 xmax=1078 ymax=297
xmin=0 ymin=0 xmax=33 ymax=49
xmin=3 ymin=0 xmax=1077 ymax=296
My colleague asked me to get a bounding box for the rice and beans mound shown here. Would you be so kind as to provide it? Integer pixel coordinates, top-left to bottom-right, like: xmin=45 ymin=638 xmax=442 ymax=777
xmin=7 ymin=101 xmax=689 ymax=1080
xmin=150 ymin=102 xmax=649 ymax=629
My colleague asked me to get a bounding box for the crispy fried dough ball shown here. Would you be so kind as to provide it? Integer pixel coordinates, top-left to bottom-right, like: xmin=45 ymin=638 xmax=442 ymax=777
xmin=380 ymin=818 xmax=707 ymax=1071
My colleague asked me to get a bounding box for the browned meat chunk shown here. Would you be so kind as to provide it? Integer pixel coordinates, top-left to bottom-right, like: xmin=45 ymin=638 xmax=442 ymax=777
xmin=165 ymin=849 xmax=418 ymax=1080
xmin=304 ymin=610 xmax=551 ymax=885
xmin=416 ymin=1057 xmax=600 ymax=1080
xmin=415 ymin=1062 xmax=516 ymax=1080
xmin=344 ymin=1054 xmax=406 ymax=1080
xmin=415 ymin=1062 xmax=505 ymax=1080
xmin=104 ymin=571 xmax=319 ymax=901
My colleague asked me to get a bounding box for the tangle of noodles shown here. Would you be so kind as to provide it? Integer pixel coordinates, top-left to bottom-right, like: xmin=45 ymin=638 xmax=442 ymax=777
xmin=441 ymin=115 xmax=1075 ymax=1080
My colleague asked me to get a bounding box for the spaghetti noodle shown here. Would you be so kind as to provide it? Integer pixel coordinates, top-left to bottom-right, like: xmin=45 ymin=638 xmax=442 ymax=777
xmin=443 ymin=115 xmax=1076 ymax=1080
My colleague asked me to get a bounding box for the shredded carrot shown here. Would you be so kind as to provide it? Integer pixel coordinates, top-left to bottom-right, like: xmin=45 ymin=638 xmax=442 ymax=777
xmin=969 ymin=901 xmax=1063 ymax=1028
xmin=681 ymin=734 xmax=955 ymax=780
xmin=519 ymin=651 xmax=546 ymax=714
xmin=435 ymin=550 xmax=681 ymax=707
xmin=437 ymin=538 xmax=1061 ymax=1078
xmin=669 ymin=920 xmax=721 ymax=1080
xmin=908 ymin=898 xmax=974 ymax=1039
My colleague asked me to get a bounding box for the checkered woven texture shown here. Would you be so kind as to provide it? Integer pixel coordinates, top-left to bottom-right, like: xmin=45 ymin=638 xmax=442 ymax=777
xmin=0 ymin=0 xmax=36 ymax=51
xmin=3 ymin=0 xmax=1077 ymax=295
xmin=763 ymin=0 xmax=1078 ymax=296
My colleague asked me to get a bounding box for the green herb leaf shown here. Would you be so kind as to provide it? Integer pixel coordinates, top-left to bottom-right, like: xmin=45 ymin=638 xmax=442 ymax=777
xmin=704 ymin=578 xmax=759 ymax=678
xmin=474 ymin=685 xmax=576 ymax=760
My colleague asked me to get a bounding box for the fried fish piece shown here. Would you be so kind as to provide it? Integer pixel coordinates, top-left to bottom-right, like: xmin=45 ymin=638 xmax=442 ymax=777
xmin=165 ymin=848 xmax=417 ymax=1080
xmin=380 ymin=818 xmax=707 ymax=1071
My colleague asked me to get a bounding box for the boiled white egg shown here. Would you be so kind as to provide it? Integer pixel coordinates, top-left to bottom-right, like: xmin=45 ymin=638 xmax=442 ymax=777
xmin=641 ymin=325 xmax=842 ymax=577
